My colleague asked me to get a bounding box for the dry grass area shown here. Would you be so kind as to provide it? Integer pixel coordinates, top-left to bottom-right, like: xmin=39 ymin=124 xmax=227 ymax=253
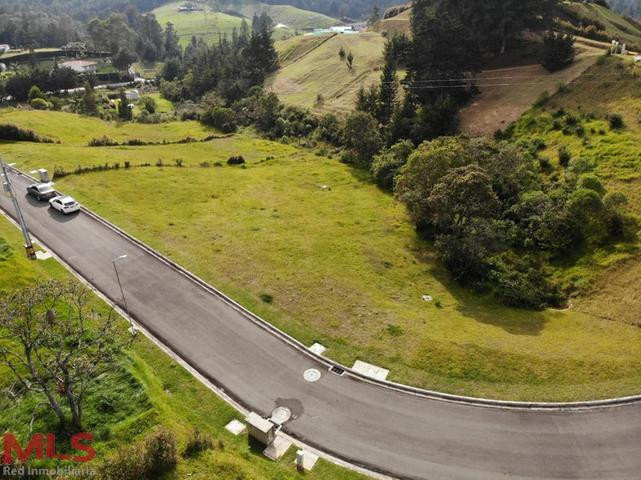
xmin=266 ymin=32 xmax=387 ymax=112
xmin=460 ymin=44 xmax=604 ymax=137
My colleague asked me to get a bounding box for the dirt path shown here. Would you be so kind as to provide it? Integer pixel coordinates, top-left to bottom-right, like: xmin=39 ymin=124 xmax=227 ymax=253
xmin=460 ymin=45 xmax=603 ymax=137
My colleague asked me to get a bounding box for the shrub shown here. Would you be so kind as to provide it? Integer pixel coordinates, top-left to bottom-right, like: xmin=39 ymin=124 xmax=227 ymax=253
xmin=183 ymin=429 xmax=213 ymax=458
xmin=28 ymin=85 xmax=45 ymax=102
xmin=558 ymin=146 xmax=571 ymax=167
xmin=30 ymin=98 xmax=49 ymax=110
xmin=143 ymin=427 xmax=177 ymax=477
xmin=608 ymin=113 xmax=624 ymax=130
xmin=88 ymin=136 xmax=119 ymax=147
xmin=201 ymin=107 xmax=238 ymax=133
xmin=0 ymin=124 xmax=54 ymax=143
xmin=227 ymin=155 xmax=245 ymax=166
xmin=259 ymin=293 xmax=273 ymax=304
xmin=140 ymin=95 xmax=157 ymax=114
xmin=578 ymin=174 xmax=605 ymax=196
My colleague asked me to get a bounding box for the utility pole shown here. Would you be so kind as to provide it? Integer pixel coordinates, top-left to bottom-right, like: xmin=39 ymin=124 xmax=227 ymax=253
xmin=1 ymin=155 xmax=36 ymax=259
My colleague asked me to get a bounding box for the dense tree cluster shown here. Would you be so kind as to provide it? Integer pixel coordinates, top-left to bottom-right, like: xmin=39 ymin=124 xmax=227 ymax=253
xmin=394 ymin=137 xmax=637 ymax=308
xmin=159 ymin=14 xmax=278 ymax=103
xmin=87 ymin=9 xmax=179 ymax=62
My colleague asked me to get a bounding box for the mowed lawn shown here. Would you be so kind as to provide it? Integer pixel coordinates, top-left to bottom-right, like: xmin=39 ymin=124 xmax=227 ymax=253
xmin=3 ymin=110 xmax=641 ymax=401
xmin=152 ymin=2 xmax=243 ymax=46
xmin=0 ymin=214 xmax=366 ymax=480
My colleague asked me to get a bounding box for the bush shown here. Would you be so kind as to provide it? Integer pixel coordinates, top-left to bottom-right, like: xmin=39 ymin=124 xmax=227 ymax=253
xmin=183 ymin=429 xmax=214 ymax=458
xmin=28 ymin=85 xmax=45 ymax=102
xmin=143 ymin=427 xmax=177 ymax=477
xmin=0 ymin=124 xmax=54 ymax=143
xmin=140 ymin=96 xmax=157 ymax=114
xmin=30 ymin=98 xmax=49 ymax=110
xmin=88 ymin=136 xmax=119 ymax=147
xmin=370 ymin=140 xmax=414 ymax=191
xmin=558 ymin=146 xmax=571 ymax=167
xmin=540 ymin=32 xmax=575 ymax=72
xmin=533 ymin=91 xmax=550 ymax=108
xmin=201 ymin=107 xmax=237 ymax=133
xmin=227 ymin=155 xmax=245 ymax=166
xmin=608 ymin=113 xmax=624 ymax=130
xmin=101 ymin=427 xmax=177 ymax=480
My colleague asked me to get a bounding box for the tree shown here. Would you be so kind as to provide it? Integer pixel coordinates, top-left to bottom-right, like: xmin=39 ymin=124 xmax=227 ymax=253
xmin=163 ymin=22 xmax=181 ymax=59
xmin=0 ymin=281 xmax=129 ymax=432
xmin=82 ymin=81 xmax=98 ymax=116
xmin=118 ymin=88 xmax=133 ymax=121
xmin=408 ymin=1 xmax=482 ymax=105
xmin=342 ymin=111 xmax=383 ymax=167
xmin=370 ymin=139 xmax=414 ymax=190
xmin=540 ymin=32 xmax=575 ymax=72
xmin=28 ymin=85 xmax=44 ymax=102
xmin=113 ymin=47 xmax=137 ymax=72
xmin=427 ymin=164 xmax=500 ymax=231
xmin=140 ymin=95 xmax=157 ymax=114
xmin=201 ymin=106 xmax=237 ymax=133
xmin=339 ymin=46 xmax=346 ymax=61
xmin=378 ymin=49 xmax=399 ymax=124
xmin=346 ymin=51 xmax=354 ymax=71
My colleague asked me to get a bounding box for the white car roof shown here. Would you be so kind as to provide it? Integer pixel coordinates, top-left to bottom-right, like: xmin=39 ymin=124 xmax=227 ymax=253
xmin=54 ymin=195 xmax=75 ymax=202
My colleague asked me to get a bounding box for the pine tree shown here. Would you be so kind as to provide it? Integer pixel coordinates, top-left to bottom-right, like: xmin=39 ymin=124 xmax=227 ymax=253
xmin=378 ymin=49 xmax=398 ymax=124
xmin=82 ymin=81 xmax=98 ymax=116
xmin=117 ymin=88 xmax=132 ymax=121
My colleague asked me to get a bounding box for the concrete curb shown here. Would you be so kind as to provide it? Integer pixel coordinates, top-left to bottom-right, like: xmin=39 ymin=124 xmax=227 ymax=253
xmin=7 ymin=165 xmax=641 ymax=412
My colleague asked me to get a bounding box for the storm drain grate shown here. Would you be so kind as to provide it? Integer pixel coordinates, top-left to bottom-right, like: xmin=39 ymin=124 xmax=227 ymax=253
xmin=329 ymin=365 xmax=345 ymax=376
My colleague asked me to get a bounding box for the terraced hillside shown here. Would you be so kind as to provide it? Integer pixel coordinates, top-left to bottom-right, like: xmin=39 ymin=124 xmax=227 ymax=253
xmin=266 ymin=32 xmax=387 ymax=112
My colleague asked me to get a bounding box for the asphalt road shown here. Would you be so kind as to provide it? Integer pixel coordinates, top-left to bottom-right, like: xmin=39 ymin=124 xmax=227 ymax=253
xmin=2 ymin=169 xmax=641 ymax=480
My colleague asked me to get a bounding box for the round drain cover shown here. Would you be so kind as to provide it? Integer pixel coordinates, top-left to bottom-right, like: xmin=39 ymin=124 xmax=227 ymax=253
xmin=271 ymin=406 xmax=292 ymax=425
xmin=303 ymin=368 xmax=321 ymax=382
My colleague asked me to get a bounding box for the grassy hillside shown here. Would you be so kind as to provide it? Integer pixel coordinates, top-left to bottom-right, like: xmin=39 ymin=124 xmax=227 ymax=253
xmin=266 ymin=32 xmax=387 ymax=112
xmin=501 ymin=55 xmax=641 ymax=327
xmin=379 ymin=8 xmax=411 ymax=36
xmin=222 ymin=1 xmax=336 ymax=31
xmin=2 ymin=110 xmax=641 ymax=401
xmin=152 ymin=1 xmax=336 ymax=45
xmin=152 ymin=1 xmax=244 ymax=46
xmin=0 ymin=215 xmax=366 ymax=480
xmin=560 ymin=0 xmax=641 ymax=50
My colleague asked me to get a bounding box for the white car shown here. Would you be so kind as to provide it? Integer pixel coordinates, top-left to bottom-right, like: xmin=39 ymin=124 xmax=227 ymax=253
xmin=49 ymin=195 xmax=80 ymax=215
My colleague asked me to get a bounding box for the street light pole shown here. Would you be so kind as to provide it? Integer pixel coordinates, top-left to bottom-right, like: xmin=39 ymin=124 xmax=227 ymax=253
xmin=1 ymin=155 xmax=36 ymax=259
xmin=112 ymin=254 xmax=130 ymax=317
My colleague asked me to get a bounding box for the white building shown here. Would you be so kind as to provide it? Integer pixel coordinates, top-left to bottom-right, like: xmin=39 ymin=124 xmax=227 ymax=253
xmin=125 ymin=89 xmax=140 ymax=101
xmin=0 ymin=44 xmax=10 ymax=54
xmin=59 ymin=60 xmax=97 ymax=74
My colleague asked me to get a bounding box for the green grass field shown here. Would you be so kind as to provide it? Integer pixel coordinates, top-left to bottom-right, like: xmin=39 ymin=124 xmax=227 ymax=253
xmin=267 ymin=32 xmax=387 ymax=112
xmin=0 ymin=212 xmax=366 ymax=479
xmin=152 ymin=2 xmax=244 ymax=46
xmin=2 ymin=109 xmax=641 ymax=401
xmin=151 ymin=0 xmax=335 ymax=46
xmin=223 ymin=1 xmax=336 ymax=34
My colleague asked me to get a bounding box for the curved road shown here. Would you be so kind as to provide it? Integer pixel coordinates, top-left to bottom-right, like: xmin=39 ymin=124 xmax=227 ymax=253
xmin=2 ymin=169 xmax=641 ymax=480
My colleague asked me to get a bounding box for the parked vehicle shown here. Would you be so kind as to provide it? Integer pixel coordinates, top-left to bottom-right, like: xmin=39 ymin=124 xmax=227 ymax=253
xmin=49 ymin=195 xmax=80 ymax=215
xmin=26 ymin=183 xmax=56 ymax=201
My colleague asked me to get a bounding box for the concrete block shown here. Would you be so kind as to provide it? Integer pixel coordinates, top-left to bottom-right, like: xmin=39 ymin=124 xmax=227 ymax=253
xmin=296 ymin=449 xmax=319 ymax=471
xmin=352 ymin=360 xmax=389 ymax=381
xmin=225 ymin=419 xmax=246 ymax=436
xmin=309 ymin=342 xmax=326 ymax=355
xmin=263 ymin=436 xmax=291 ymax=460
xmin=246 ymin=412 xmax=275 ymax=446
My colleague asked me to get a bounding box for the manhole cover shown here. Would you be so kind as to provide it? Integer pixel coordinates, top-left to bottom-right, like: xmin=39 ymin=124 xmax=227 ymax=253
xmin=303 ymin=368 xmax=321 ymax=382
xmin=271 ymin=406 xmax=292 ymax=425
